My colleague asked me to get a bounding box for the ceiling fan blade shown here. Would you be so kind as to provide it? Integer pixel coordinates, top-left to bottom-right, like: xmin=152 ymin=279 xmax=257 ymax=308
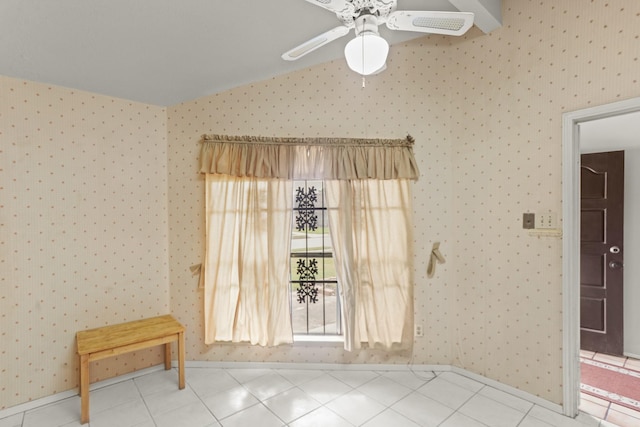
xmin=282 ymin=26 xmax=350 ymax=61
xmin=302 ymin=0 xmax=351 ymax=14
xmin=386 ymin=11 xmax=474 ymax=36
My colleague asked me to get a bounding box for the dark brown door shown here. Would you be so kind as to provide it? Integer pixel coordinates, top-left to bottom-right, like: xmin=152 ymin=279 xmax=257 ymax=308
xmin=580 ymin=151 xmax=624 ymax=355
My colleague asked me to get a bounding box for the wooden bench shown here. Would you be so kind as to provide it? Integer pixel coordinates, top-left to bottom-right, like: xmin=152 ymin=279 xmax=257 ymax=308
xmin=76 ymin=314 xmax=185 ymax=424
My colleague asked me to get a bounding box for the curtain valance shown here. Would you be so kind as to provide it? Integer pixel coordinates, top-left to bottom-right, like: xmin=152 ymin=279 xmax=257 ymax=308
xmin=199 ymin=134 xmax=420 ymax=180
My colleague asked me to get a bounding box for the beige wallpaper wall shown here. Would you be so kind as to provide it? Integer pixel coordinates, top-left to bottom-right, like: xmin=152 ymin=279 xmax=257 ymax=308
xmin=3 ymin=0 xmax=640 ymax=412
xmin=0 ymin=77 xmax=169 ymax=409
xmin=449 ymin=0 xmax=640 ymax=403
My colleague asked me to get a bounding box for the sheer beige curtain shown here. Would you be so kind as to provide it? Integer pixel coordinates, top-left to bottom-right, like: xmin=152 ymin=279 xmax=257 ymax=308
xmin=325 ymin=179 xmax=414 ymax=351
xmin=203 ymin=174 xmax=293 ymax=346
xmin=199 ymin=134 xmax=419 ymax=349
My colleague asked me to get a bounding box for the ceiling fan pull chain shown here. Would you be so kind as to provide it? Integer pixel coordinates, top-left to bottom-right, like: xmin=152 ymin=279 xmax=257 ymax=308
xmin=361 ymin=16 xmax=366 ymax=87
xmin=361 ymin=35 xmax=366 ymax=87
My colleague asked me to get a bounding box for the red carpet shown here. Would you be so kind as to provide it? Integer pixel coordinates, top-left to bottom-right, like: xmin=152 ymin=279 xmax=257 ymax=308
xmin=581 ymin=359 xmax=640 ymax=412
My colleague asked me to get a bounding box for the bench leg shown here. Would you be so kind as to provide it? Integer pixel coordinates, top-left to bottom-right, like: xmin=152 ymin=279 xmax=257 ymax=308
xmin=178 ymin=331 xmax=185 ymax=389
xmin=79 ymin=354 xmax=90 ymax=424
xmin=164 ymin=342 xmax=172 ymax=370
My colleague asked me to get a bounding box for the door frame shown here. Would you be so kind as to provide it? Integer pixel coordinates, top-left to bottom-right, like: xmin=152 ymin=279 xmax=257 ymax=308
xmin=562 ymin=96 xmax=640 ymax=417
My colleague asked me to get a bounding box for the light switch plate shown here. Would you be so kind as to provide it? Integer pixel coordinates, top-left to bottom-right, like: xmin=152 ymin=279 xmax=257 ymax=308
xmin=523 ymin=213 xmax=535 ymax=229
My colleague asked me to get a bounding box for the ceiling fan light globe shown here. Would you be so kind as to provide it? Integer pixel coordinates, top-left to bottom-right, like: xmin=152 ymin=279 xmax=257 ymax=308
xmin=344 ymin=33 xmax=389 ymax=76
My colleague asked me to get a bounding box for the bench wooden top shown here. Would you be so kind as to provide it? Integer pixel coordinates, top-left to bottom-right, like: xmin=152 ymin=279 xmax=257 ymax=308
xmin=76 ymin=314 xmax=184 ymax=355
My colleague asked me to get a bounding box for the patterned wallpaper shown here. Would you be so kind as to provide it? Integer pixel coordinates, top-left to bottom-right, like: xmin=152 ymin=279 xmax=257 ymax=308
xmin=3 ymin=0 xmax=640 ymax=412
xmin=449 ymin=0 xmax=640 ymax=403
xmin=0 ymin=77 xmax=169 ymax=409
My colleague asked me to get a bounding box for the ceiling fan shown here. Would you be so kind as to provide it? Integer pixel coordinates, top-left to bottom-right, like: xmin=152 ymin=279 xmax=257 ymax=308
xmin=282 ymin=0 xmax=474 ymax=75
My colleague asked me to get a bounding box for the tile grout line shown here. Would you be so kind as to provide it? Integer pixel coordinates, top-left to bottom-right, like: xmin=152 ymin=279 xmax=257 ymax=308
xmin=130 ymin=377 xmax=158 ymax=427
xmin=516 ymin=405 xmax=546 ymax=427
xmin=602 ymin=400 xmax=611 ymax=424
xmin=231 ymin=369 xmax=282 ymax=426
xmin=185 ymin=369 xmax=226 ymax=427
xmin=435 ymin=383 xmax=487 ymax=427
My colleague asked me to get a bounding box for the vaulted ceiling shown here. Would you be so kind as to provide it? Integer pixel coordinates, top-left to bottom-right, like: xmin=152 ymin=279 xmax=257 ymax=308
xmin=0 ymin=0 xmax=501 ymax=106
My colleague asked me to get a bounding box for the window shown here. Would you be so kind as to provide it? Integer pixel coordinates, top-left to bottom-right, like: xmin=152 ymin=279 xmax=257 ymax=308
xmin=290 ymin=180 xmax=342 ymax=336
xmin=200 ymin=135 xmax=418 ymax=349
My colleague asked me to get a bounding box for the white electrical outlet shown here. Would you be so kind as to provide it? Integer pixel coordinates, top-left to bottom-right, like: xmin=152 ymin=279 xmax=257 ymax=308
xmin=535 ymin=212 xmax=557 ymax=229
xmin=415 ymin=324 xmax=424 ymax=337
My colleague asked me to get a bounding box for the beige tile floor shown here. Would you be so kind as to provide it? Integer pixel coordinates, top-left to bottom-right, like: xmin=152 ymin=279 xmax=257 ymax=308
xmin=579 ymin=350 xmax=640 ymax=427
xmin=0 ymin=366 xmax=614 ymax=427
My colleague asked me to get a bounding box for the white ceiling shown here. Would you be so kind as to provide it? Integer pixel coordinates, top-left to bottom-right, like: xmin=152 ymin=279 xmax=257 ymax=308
xmin=0 ymin=0 xmax=501 ymax=106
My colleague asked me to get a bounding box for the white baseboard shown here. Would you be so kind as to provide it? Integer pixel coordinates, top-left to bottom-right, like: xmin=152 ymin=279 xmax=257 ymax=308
xmin=0 ymin=361 xmax=565 ymax=420
xmin=180 ymin=360 xmax=449 ymax=373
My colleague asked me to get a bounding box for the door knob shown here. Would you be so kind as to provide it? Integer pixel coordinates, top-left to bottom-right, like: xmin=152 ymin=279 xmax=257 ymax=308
xmin=609 ymin=261 xmax=623 ymax=269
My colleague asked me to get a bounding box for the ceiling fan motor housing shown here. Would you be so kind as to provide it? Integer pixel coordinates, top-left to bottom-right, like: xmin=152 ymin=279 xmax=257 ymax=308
xmin=344 ymin=13 xmax=389 ymax=75
xmin=354 ymin=13 xmax=381 ymax=36
xmin=335 ymin=0 xmax=396 ymax=27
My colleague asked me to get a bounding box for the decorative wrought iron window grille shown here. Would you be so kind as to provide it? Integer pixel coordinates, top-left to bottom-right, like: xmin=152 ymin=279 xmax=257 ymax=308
xmin=290 ymin=181 xmax=342 ymax=336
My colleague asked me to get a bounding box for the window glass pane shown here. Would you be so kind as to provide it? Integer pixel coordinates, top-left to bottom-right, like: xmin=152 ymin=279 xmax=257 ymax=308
xmin=290 ymin=180 xmax=341 ymax=336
